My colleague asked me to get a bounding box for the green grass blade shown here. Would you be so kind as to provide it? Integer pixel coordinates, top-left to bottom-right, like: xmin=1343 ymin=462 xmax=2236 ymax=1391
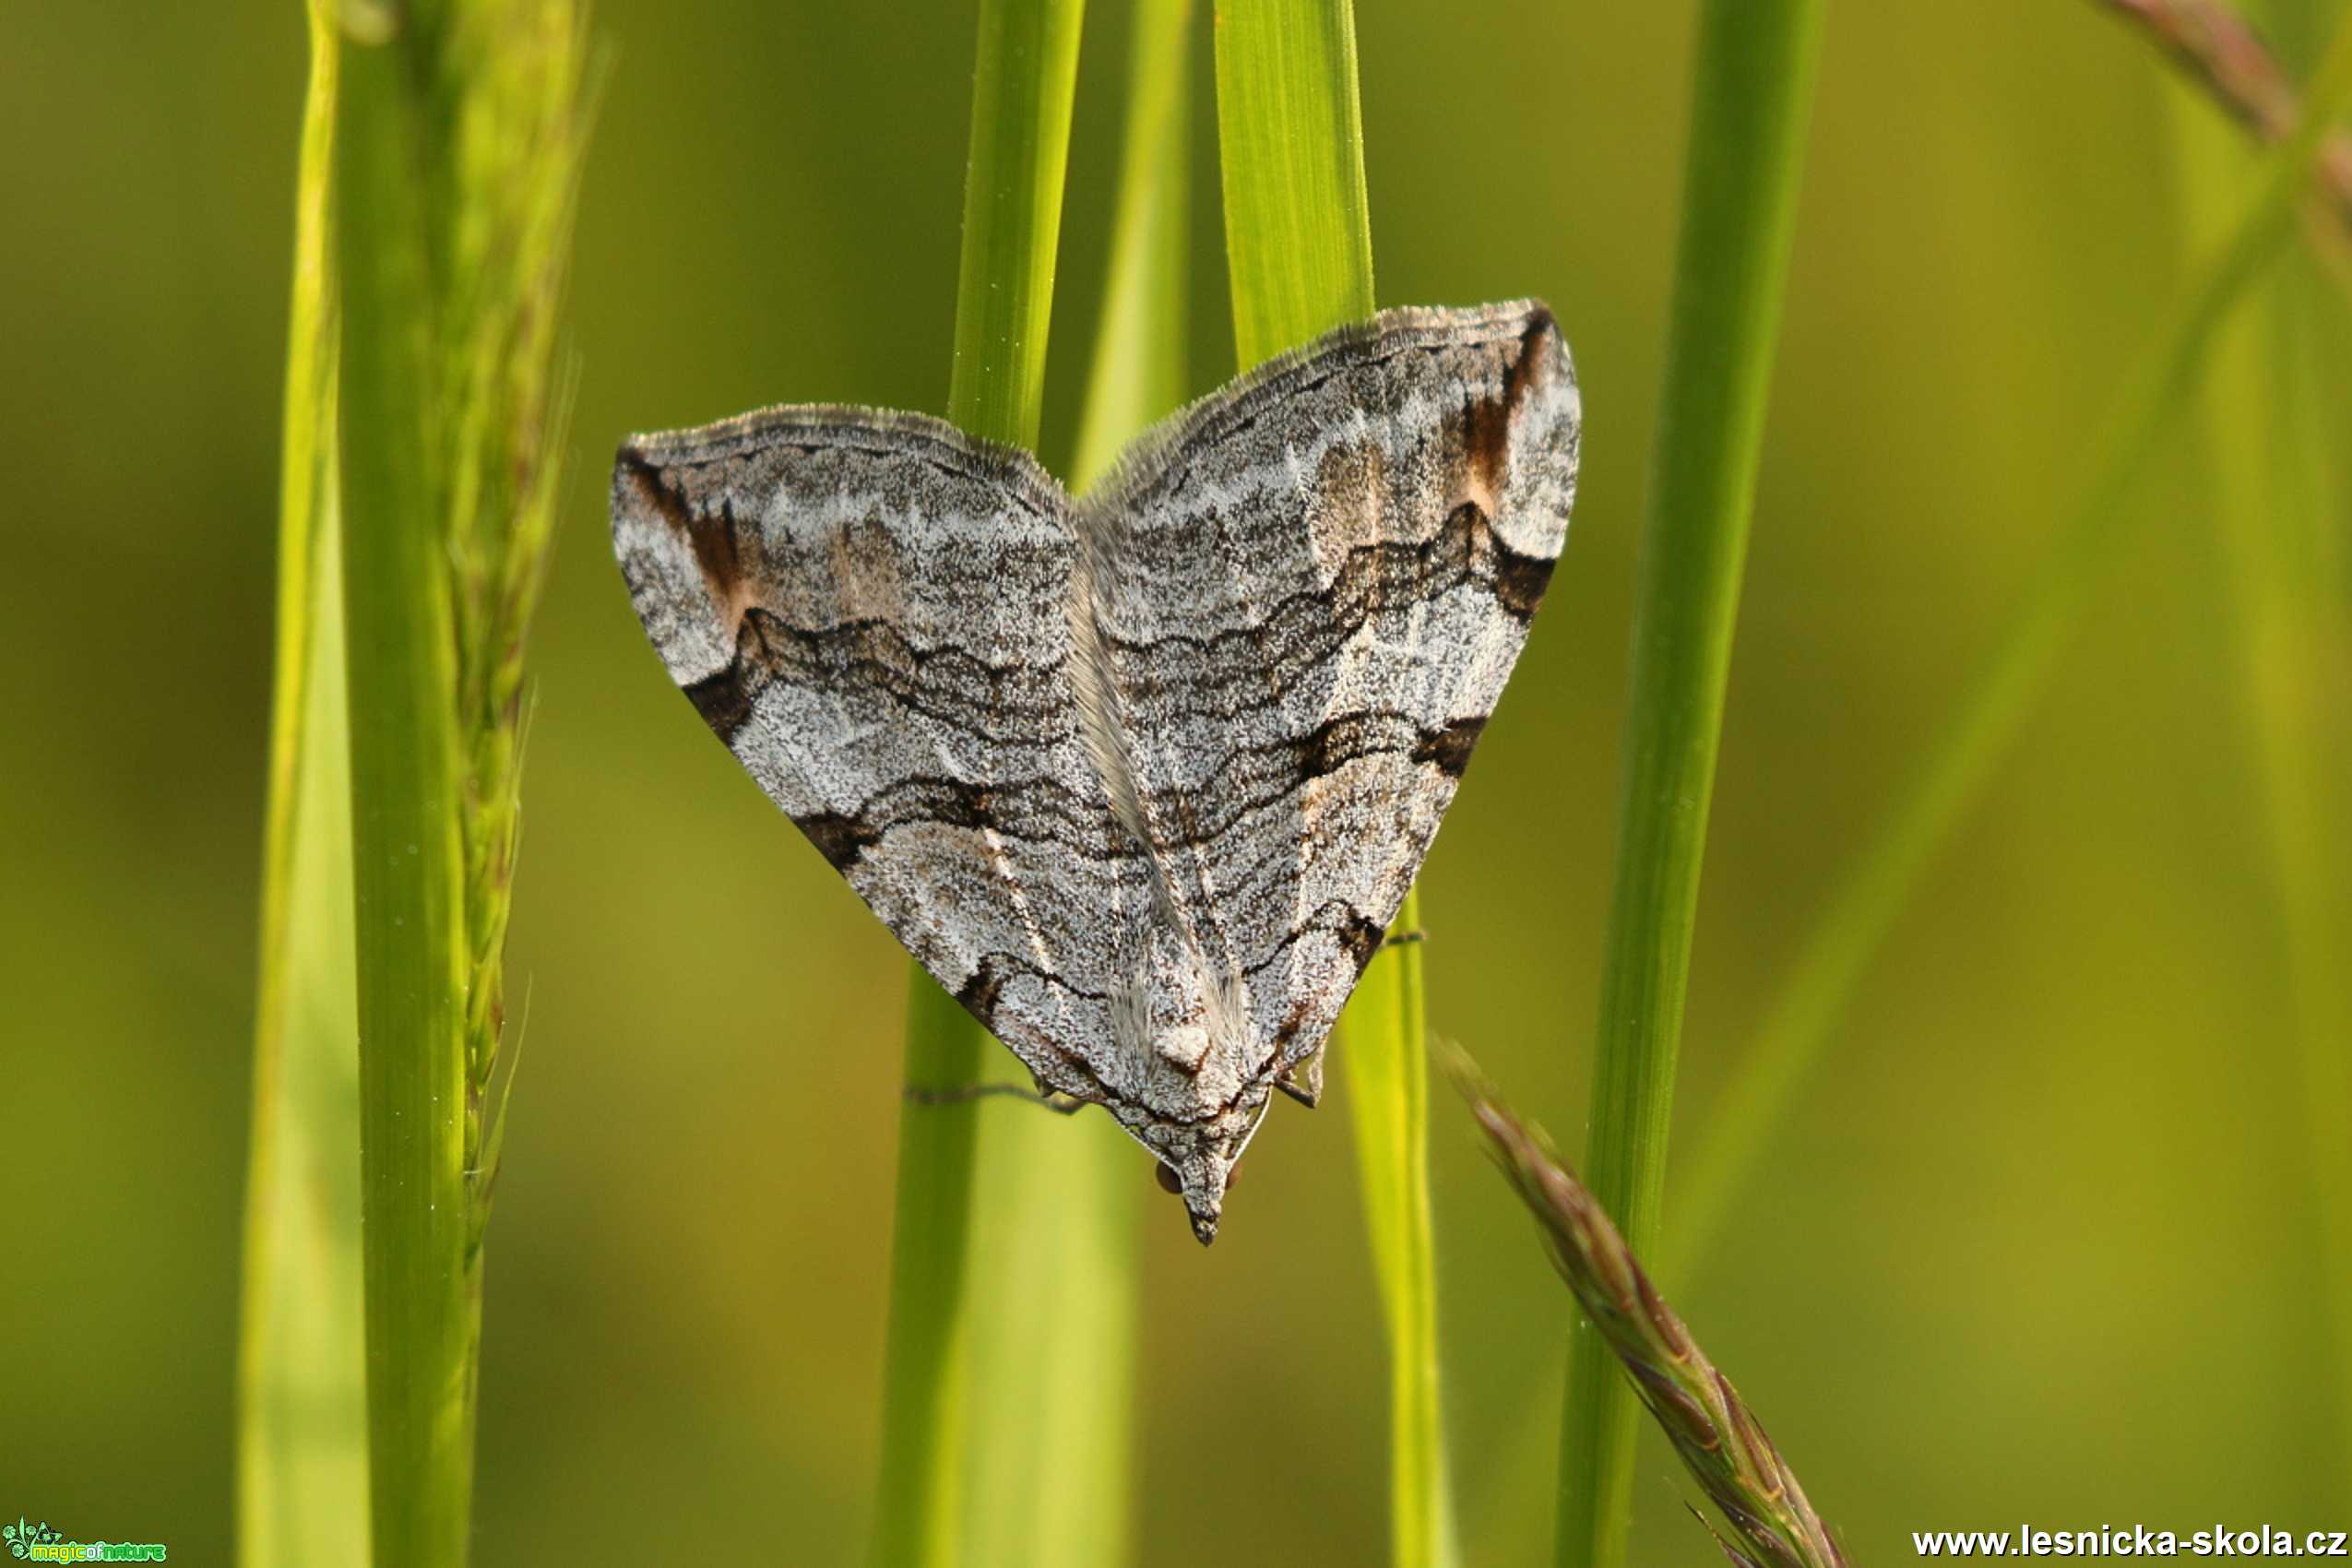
xmin=2170 ymin=0 xmax=2352 ymax=1454
xmin=238 ymin=6 xmax=369 ymax=1559
xmin=1214 ymin=0 xmax=1374 ymax=359
xmin=1556 ymin=6 xmax=1823 ymax=1566
xmin=1070 ymin=0 xmax=1194 ymax=493
xmin=873 ymin=979 xmax=987 ymax=1568
xmin=336 ymin=4 xmax=592 ymax=1561
xmin=1215 ymin=8 xmax=1455 ymax=1566
xmin=337 ymin=19 xmax=479 ymax=1562
xmin=959 ymin=6 xmax=1190 ymax=1561
xmin=959 ymin=1099 xmax=1144 ymax=1567
xmin=1343 ymin=907 xmax=1457 ymax=1568
xmin=946 ymin=0 xmax=1091 ymax=451
xmin=1662 ymin=4 xmax=2352 ymax=1289
xmin=868 ymin=3 xmax=1086 ymax=1563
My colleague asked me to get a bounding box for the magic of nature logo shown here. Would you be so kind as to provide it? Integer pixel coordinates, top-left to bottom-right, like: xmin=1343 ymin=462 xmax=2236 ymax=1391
xmin=3 ymin=1519 xmax=166 ymax=1562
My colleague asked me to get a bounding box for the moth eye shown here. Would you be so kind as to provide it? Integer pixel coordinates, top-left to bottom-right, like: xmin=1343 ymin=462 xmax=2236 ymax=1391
xmin=1153 ymin=1158 xmax=1243 ymax=1196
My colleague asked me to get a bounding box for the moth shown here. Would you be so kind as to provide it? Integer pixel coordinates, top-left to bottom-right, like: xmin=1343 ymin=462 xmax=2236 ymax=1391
xmin=612 ymin=301 xmax=1580 ymax=1241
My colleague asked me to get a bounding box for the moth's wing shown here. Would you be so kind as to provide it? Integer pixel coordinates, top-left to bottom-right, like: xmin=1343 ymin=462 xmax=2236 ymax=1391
xmin=611 ymin=407 xmax=1163 ymax=1113
xmin=1077 ymin=301 xmax=1580 ymax=1090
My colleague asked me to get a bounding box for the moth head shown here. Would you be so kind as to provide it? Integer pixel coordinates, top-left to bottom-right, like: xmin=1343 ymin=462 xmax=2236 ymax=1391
xmin=1144 ymin=1091 xmax=1272 ymax=1246
xmin=1104 ymin=942 xmax=1287 ymax=1241
xmin=1155 ymin=1149 xmax=1231 ymax=1245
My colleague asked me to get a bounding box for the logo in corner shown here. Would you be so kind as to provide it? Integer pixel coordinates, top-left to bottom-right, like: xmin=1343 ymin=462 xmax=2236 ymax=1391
xmin=5 ymin=1522 xmax=59 ymax=1561
xmin=3 ymin=1521 xmax=166 ymax=1562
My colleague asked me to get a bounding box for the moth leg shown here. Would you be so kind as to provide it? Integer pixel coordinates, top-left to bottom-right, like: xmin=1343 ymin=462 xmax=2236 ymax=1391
xmin=902 ymin=1081 xmax=1089 ymax=1116
xmin=1381 ymin=927 xmax=1427 ymax=949
xmin=1275 ymin=1049 xmax=1325 ymax=1108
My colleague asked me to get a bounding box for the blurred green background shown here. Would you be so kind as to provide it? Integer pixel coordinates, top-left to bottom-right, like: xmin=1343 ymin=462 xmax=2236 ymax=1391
xmin=5 ymin=0 xmax=2347 ymax=1561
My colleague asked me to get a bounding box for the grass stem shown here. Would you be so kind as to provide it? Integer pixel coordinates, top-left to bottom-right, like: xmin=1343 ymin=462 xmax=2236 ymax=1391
xmin=1556 ymin=5 xmax=1823 ymax=1563
xmin=337 ymin=21 xmax=480 ymax=1562
xmin=959 ymin=7 xmax=1191 ymax=1561
xmin=868 ymin=3 xmax=1086 ymax=1562
xmin=334 ymin=4 xmax=591 ymax=1560
xmin=1214 ymin=6 xmax=1455 ymax=1563
xmin=1070 ymin=0 xmax=1194 ymax=495
xmin=1213 ymin=0 xmax=1374 ymax=358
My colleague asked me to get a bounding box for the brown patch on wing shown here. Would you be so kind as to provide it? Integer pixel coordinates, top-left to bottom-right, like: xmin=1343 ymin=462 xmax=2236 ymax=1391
xmin=1270 ymin=996 xmax=1314 ymax=1052
xmin=826 ymin=513 xmax=911 ymax=633
xmin=956 ymin=959 xmax=1005 ymax=1028
xmin=1502 ymin=305 xmax=1557 ymax=422
xmin=1308 ymin=439 xmax=1388 ymax=579
xmin=1435 ymin=499 xmax=1555 ymax=624
xmin=1336 ymin=908 xmax=1386 ymax=973
xmin=1462 ymin=396 xmax=1512 ymax=517
xmin=1486 ymin=542 xmax=1562 ymax=620
xmin=1489 ymin=540 xmax=1556 ymax=622
xmin=681 ymin=665 xmax=754 ymax=745
xmin=1458 ymin=305 xmax=1560 ymax=518
xmin=618 ymin=448 xmax=760 ymax=644
xmin=1411 ymin=714 xmax=1488 ymax=779
xmin=794 ymin=809 xmax=882 ymax=873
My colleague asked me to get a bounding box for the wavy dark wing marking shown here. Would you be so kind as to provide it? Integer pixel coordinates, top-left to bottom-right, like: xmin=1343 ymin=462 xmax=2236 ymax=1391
xmin=1075 ymin=301 xmax=1581 ymax=1088
xmin=611 ymin=406 xmax=1165 ymax=1107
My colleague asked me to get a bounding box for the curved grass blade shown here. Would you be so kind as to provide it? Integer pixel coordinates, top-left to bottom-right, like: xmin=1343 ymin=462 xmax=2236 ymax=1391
xmin=1663 ymin=3 xmax=2352 ymax=1289
xmin=2168 ymin=0 xmax=2352 ymax=1453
